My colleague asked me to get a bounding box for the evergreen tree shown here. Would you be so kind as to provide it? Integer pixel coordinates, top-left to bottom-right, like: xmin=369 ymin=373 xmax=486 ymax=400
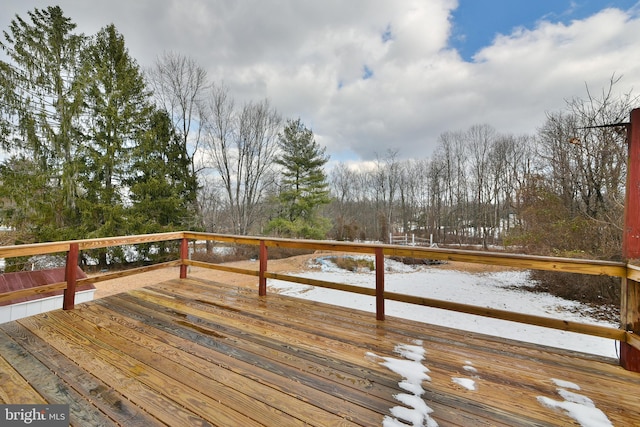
xmin=0 ymin=6 xmax=86 ymax=239
xmin=125 ymin=109 xmax=198 ymax=262
xmin=0 ymin=156 xmax=50 ymax=239
xmin=267 ymin=118 xmax=331 ymax=239
xmin=127 ymin=108 xmax=198 ymax=233
xmin=0 ymin=8 xmax=200 ymax=256
xmin=77 ymin=23 xmax=151 ymax=241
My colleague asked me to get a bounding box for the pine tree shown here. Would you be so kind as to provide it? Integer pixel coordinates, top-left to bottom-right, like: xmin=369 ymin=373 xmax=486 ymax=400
xmin=0 ymin=8 xmax=200 ymax=250
xmin=77 ymin=23 xmax=151 ymax=242
xmin=124 ymin=109 xmax=198 ymax=262
xmin=267 ymin=118 xmax=331 ymax=239
xmin=127 ymin=109 xmax=198 ymax=233
xmin=0 ymin=6 xmax=86 ymax=238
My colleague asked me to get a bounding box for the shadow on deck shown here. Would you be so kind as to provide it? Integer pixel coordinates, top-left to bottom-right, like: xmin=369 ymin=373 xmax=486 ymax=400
xmin=0 ymin=276 xmax=639 ymax=426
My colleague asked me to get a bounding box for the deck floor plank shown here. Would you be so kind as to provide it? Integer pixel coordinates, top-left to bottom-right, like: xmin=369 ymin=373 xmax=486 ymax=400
xmin=103 ymin=292 xmax=398 ymax=425
xmin=132 ymin=288 xmax=546 ymax=422
xmin=116 ymin=287 xmax=523 ymax=426
xmin=16 ymin=314 xmax=223 ymax=426
xmin=44 ymin=309 xmax=314 ymax=427
xmin=0 ymin=343 xmax=46 ymax=404
xmin=131 ymin=282 xmax=581 ymax=426
xmin=63 ymin=303 xmax=366 ymax=427
xmin=102 ymin=293 xmax=517 ymax=427
xmin=0 ymin=326 xmax=114 ymax=426
xmin=142 ymin=280 xmax=636 ymax=425
xmin=0 ymin=321 xmax=163 ymax=427
xmin=0 ymin=277 xmax=638 ymax=426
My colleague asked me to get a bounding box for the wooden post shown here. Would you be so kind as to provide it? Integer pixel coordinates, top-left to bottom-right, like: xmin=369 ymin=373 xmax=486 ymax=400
xmin=621 ymin=108 xmax=640 ymax=372
xmin=259 ymin=241 xmax=267 ymax=296
xmin=63 ymin=243 xmax=79 ymax=310
xmin=375 ymin=247 xmax=385 ymax=321
xmin=179 ymin=238 xmax=188 ymax=279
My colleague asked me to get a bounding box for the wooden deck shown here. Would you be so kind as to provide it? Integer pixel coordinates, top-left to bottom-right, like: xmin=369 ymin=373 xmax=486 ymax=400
xmin=0 ymin=276 xmax=639 ymax=426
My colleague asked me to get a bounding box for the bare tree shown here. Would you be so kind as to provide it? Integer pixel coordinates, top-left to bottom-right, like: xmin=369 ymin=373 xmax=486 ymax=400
xmin=568 ymin=76 xmax=632 ymax=220
xmin=532 ymin=75 xmax=636 ymax=258
xmin=203 ymin=84 xmax=282 ymax=235
xmin=372 ymin=149 xmax=400 ymax=241
xmin=537 ymin=112 xmax=580 ymax=212
xmin=436 ymin=130 xmax=469 ymax=244
xmin=494 ymin=134 xmax=533 ymax=234
xmin=197 ymin=175 xmax=224 ymax=232
xmin=467 ymin=124 xmax=496 ymax=248
xmin=146 ymin=51 xmax=209 ymax=178
xmin=399 ymin=158 xmax=431 ymax=237
xmin=329 ymin=162 xmax=359 ymax=240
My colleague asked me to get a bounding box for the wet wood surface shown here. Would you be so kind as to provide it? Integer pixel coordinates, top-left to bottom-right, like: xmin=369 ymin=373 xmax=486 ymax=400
xmin=0 ymin=276 xmax=639 ymax=426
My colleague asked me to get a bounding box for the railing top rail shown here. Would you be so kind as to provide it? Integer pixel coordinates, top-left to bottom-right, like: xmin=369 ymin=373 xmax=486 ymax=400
xmin=0 ymin=241 xmax=72 ymax=258
xmin=0 ymin=232 xmax=184 ymax=258
xmin=0 ymin=230 xmax=629 ymax=277
xmin=185 ymin=231 xmax=627 ymax=277
xmin=76 ymin=232 xmax=184 ymax=250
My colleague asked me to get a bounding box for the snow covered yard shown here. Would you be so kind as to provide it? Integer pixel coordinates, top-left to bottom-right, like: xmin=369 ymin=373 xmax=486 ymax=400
xmin=268 ymin=255 xmax=620 ymax=359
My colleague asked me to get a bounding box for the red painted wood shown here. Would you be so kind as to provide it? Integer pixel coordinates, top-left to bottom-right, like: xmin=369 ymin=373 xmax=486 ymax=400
xmin=621 ymin=342 xmax=640 ymax=372
xmin=63 ymin=243 xmax=79 ymax=310
xmin=375 ymin=247 xmax=385 ymax=321
xmin=623 ymin=109 xmax=640 ymax=258
xmin=259 ymin=241 xmax=267 ymax=296
xmin=622 ymin=108 xmax=640 ymax=372
xmin=179 ymin=238 xmax=188 ymax=279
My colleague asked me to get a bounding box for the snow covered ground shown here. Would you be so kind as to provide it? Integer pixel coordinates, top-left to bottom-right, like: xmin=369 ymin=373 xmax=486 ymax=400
xmin=268 ymin=255 xmax=620 ymax=359
xmin=268 ymin=255 xmax=621 ymax=427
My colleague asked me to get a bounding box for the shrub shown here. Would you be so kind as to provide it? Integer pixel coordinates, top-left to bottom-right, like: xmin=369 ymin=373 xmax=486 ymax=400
xmin=528 ymin=269 xmax=620 ymax=322
xmin=327 ymin=256 xmax=374 ymax=272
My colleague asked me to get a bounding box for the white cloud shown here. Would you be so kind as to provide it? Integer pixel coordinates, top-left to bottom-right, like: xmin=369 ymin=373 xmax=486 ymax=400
xmin=2 ymin=0 xmax=639 ymax=162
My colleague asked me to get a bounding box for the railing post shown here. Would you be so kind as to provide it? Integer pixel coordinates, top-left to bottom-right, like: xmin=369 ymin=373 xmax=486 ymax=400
xmin=180 ymin=238 xmax=188 ymax=279
xmin=375 ymin=247 xmax=385 ymax=320
xmin=63 ymin=243 xmax=79 ymax=310
xmin=622 ymin=108 xmax=640 ymax=372
xmin=259 ymin=241 xmax=267 ymax=296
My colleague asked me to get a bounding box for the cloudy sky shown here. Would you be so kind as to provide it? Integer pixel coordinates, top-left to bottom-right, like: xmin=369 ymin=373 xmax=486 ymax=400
xmin=2 ymin=1 xmax=640 ymax=165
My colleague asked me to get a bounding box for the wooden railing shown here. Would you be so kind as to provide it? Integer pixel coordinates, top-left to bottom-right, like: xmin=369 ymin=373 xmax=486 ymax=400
xmin=1 ymin=231 xmax=638 ymax=357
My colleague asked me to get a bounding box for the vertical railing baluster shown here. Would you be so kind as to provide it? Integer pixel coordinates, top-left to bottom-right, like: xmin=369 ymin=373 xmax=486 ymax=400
xmin=63 ymin=243 xmax=79 ymax=310
xmin=375 ymin=247 xmax=385 ymax=320
xmin=259 ymin=241 xmax=267 ymax=296
xmin=180 ymin=238 xmax=189 ymax=279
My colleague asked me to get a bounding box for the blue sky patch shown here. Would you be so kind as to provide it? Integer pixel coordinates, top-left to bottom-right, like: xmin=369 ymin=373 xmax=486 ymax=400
xmin=362 ymin=65 xmax=374 ymax=80
xmin=450 ymin=0 xmax=639 ymax=61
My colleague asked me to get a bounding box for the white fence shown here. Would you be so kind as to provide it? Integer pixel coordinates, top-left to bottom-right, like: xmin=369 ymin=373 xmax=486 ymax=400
xmin=389 ymin=233 xmax=437 ymax=247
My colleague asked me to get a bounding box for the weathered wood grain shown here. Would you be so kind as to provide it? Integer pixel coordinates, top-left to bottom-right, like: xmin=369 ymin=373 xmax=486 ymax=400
xmin=149 ymin=279 xmax=639 ymax=425
xmin=0 ymin=349 xmax=46 ymax=404
xmin=0 ymin=321 xmax=163 ymax=427
xmin=0 ymin=282 xmax=67 ymax=304
xmin=0 ymin=327 xmax=114 ymax=426
xmin=78 ymin=260 xmax=182 ymax=285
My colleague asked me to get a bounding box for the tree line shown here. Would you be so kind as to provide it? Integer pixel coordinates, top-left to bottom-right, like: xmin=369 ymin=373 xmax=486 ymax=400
xmin=327 ymin=78 xmax=635 ymax=261
xmin=0 ymin=6 xmax=636 ymax=266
